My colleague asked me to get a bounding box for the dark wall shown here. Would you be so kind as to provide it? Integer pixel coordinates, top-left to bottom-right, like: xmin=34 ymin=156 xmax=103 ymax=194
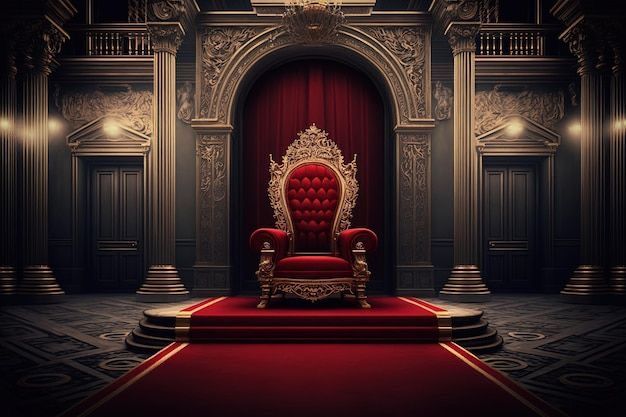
xmin=430 ymin=116 xmax=454 ymax=290
xmin=47 ymin=85 xmax=197 ymax=293
xmin=428 ymin=84 xmax=581 ymax=293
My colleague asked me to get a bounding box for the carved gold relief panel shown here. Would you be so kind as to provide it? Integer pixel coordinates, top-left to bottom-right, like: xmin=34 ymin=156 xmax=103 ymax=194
xmin=56 ymin=87 xmax=153 ymax=136
xmin=475 ymin=85 xmax=565 ymax=135
xmin=398 ymin=134 xmax=431 ymax=264
xmin=199 ymin=27 xmax=259 ymax=119
xmin=367 ymin=27 xmax=428 ymax=118
xmin=197 ymin=135 xmax=228 ymax=263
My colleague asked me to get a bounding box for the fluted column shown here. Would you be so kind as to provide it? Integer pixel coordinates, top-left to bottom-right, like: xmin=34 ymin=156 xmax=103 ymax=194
xmin=16 ymin=26 xmax=65 ymax=302
xmin=136 ymin=23 xmax=189 ymax=302
xmin=0 ymin=38 xmax=17 ymax=297
xmin=609 ymin=36 xmax=626 ymax=297
xmin=439 ymin=24 xmax=490 ymax=302
xmin=560 ymin=23 xmax=609 ymax=303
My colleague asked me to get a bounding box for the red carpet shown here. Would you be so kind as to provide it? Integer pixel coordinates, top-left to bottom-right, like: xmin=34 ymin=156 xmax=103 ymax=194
xmin=63 ymin=341 xmax=564 ymax=417
xmin=61 ymin=297 xmax=565 ymax=417
xmin=176 ymin=296 xmax=451 ymax=342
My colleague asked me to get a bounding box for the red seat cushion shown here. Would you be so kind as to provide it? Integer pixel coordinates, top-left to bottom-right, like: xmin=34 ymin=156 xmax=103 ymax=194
xmin=274 ymin=256 xmax=352 ymax=279
xmin=286 ymin=163 xmax=340 ymax=252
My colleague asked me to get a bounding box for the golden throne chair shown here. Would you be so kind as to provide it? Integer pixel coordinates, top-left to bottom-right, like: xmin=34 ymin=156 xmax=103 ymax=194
xmin=250 ymin=124 xmax=378 ymax=309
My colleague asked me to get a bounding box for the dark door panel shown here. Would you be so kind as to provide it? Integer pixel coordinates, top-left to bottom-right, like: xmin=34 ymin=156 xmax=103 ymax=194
xmin=483 ymin=164 xmax=537 ymax=290
xmin=90 ymin=164 xmax=143 ymax=291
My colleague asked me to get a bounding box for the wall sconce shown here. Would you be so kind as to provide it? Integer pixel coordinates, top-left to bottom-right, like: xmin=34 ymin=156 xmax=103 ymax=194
xmin=103 ymin=118 xmax=121 ymax=137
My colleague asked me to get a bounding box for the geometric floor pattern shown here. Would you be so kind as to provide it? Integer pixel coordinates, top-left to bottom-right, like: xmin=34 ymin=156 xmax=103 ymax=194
xmin=1 ymin=294 xmax=625 ymax=417
xmin=428 ymin=295 xmax=626 ymax=417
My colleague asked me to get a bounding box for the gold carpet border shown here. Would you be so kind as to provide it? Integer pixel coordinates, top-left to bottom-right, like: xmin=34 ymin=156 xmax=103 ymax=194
xmin=440 ymin=343 xmax=554 ymax=417
xmin=175 ymin=296 xmax=228 ymax=342
xmin=397 ymin=297 xmax=452 ymax=342
xmin=71 ymin=343 xmax=188 ymax=417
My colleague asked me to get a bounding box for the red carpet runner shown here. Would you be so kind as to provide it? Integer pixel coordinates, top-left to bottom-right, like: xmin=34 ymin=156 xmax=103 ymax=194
xmin=62 ymin=297 xmax=566 ymax=417
xmin=176 ymin=296 xmax=451 ymax=342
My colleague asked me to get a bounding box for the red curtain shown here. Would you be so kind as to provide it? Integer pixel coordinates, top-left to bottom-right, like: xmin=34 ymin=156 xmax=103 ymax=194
xmin=242 ymin=60 xmax=385 ymax=281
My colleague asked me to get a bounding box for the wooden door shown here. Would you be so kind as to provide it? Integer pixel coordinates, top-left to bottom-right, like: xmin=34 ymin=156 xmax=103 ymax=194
xmin=90 ymin=164 xmax=143 ymax=291
xmin=483 ymin=164 xmax=537 ymax=290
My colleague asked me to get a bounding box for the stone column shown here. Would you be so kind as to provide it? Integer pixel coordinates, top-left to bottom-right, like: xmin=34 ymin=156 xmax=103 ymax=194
xmin=609 ymin=34 xmax=626 ymax=296
xmin=0 ymin=37 xmax=17 ymax=297
xmin=136 ymin=23 xmax=189 ymax=302
xmin=560 ymin=23 xmax=609 ymax=303
xmin=439 ymin=23 xmax=490 ymax=302
xmin=16 ymin=26 xmax=65 ymax=301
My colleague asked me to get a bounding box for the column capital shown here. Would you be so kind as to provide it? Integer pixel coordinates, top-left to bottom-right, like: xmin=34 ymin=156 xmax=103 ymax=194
xmin=429 ymin=0 xmax=481 ymax=28
xmin=148 ymin=23 xmax=184 ymax=55
xmin=561 ymin=20 xmax=602 ymax=76
xmin=445 ymin=23 xmax=481 ymax=56
xmin=17 ymin=20 xmax=67 ymax=76
xmin=147 ymin=0 xmax=199 ymax=34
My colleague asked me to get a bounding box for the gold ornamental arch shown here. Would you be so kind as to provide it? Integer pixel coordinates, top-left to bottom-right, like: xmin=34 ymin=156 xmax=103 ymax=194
xmin=197 ymin=24 xmax=431 ymax=127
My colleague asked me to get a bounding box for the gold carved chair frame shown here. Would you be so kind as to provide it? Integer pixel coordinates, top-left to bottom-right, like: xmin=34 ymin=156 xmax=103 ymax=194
xmin=253 ymin=124 xmax=374 ymax=308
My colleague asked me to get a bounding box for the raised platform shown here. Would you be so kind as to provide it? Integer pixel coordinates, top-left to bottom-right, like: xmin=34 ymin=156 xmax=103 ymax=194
xmin=177 ymin=296 xmax=449 ymax=342
xmin=126 ymin=296 xmax=502 ymax=353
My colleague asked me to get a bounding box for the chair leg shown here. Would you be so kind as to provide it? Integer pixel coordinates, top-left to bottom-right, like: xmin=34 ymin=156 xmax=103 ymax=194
xmin=257 ymin=281 xmax=271 ymax=308
xmin=356 ymin=280 xmax=370 ymax=308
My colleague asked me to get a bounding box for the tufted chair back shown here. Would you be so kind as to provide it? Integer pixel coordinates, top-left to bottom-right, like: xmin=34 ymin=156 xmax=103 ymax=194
xmin=285 ymin=163 xmax=341 ymax=252
xmin=268 ymin=124 xmax=358 ymax=256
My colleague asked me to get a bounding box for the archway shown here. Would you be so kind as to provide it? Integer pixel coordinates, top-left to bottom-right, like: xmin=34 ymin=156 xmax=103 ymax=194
xmin=192 ymin=20 xmax=435 ymax=297
xmin=234 ymin=58 xmax=388 ymax=293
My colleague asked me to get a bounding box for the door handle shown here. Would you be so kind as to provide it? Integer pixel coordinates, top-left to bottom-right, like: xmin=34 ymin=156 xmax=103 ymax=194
xmin=97 ymin=241 xmax=139 ymax=251
xmin=488 ymin=240 xmax=528 ymax=250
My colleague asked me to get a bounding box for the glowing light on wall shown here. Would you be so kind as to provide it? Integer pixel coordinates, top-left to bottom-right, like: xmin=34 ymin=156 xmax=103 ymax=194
xmin=48 ymin=118 xmax=62 ymax=134
xmin=505 ymin=119 xmax=524 ymax=136
xmin=103 ymin=119 xmax=121 ymax=136
xmin=568 ymin=122 xmax=582 ymax=134
xmin=0 ymin=118 xmax=10 ymax=131
xmin=615 ymin=119 xmax=626 ymax=130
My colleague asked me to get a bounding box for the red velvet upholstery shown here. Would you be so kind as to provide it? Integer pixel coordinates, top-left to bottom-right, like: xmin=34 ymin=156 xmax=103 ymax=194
xmin=250 ymin=228 xmax=289 ymax=261
xmin=286 ymin=163 xmax=339 ymax=252
xmin=338 ymin=228 xmax=378 ymax=262
xmin=274 ymin=256 xmax=352 ymax=279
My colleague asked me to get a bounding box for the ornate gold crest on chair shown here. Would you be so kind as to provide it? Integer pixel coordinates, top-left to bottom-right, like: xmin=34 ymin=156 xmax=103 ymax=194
xmin=250 ymin=124 xmax=378 ymax=308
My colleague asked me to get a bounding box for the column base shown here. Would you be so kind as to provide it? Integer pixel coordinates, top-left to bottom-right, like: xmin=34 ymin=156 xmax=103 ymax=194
xmin=560 ymin=265 xmax=609 ymax=304
xmin=439 ymin=265 xmax=490 ymax=303
xmin=0 ymin=266 xmax=17 ymax=296
xmin=137 ymin=265 xmax=189 ymax=303
xmin=609 ymin=265 xmax=626 ymax=298
xmin=17 ymin=265 xmax=65 ymax=303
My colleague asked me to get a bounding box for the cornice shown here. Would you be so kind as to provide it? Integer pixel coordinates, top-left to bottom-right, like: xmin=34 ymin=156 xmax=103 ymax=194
xmin=147 ymin=0 xmax=199 ymax=34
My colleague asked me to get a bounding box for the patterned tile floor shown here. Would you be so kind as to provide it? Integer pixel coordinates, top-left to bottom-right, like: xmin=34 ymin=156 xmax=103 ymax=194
xmin=1 ymin=294 xmax=625 ymax=417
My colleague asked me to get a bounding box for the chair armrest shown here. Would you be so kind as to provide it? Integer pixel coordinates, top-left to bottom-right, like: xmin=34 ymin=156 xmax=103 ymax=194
xmin=250 ymin=228 xmax=289 ymax=261
xmin=337 ymin=228 xmax=378 ymax=261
